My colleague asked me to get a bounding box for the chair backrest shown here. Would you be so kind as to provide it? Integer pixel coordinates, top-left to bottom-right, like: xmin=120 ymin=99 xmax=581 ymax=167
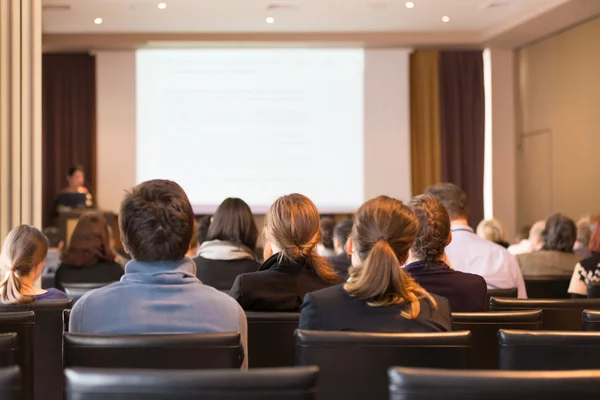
xmin=489 ymin=297 xmax=600 ymax=330
xmin=583 ymin=310 xmax=600 ymax=331
xmin=452 ymin=310 xmax=542 ymax=369
xmin=499 ymin=329 xmax=600 ymax=370
xmin=524 ymin=276 xmax=570 ymax=299
xmin=0 ymin=334 xmax=17 ymax=368
xmin=64 ymin=366 xmax=319 ymax=400
xmin=389 ymin=366 xmax=600 ymax=400
xmin=62 ymin=283 xmax=115 ymax=304
xmin=246 ymin=312 xmax=299 ymax=368
xmin=0 ymin=311 xmax=34 ymax=400
xmin=295 ymin=330 xmax=470 ymax=400
xmin=64 ymin=332 xmax=242 ymax=369
xmin=587 ymin=282 xmax=600 ymax=298
xmin=0 ymin=366 xmax=21 ymax=400
xmin=485 ymin=288 xmax=518 ymax=310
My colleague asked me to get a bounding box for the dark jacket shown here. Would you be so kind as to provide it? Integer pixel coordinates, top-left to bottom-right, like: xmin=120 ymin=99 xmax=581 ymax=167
xmin=54 ymin=261 xmax=124 ymax=291
xmin=194 ymin=256 xmax=260 ymax=291
xmin=329 ymin=253 xmax=352 ymax=278
xmin=229 ymin=253 xmax=334 ymax=312
xmin=299 ymin=284 xmax=451 ymax=332
xmin=405 ymin=260 xmax=488 ymax=312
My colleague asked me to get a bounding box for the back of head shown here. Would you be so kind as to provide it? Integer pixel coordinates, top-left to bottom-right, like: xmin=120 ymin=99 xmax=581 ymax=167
xmin=409 ymin=195 xmax=450 ymax=262
xmin=120 ymin=180 xmax=194 ymax=262
xmin=529 ymin=220 xmax=546 ymax=251
xmin=196 ymin=215 xmax=211 ymax=247
xmin=319 ymin=217 xmax=335 ymax=250
xmin=424 ymin=182 xmax=469 ymax=221
xmin=588 ymin=216 xmax=600 ymax=254
xmin=476 ymin=219 xmax=508 ymax=244
xmin=333 ymin=220 xmax=353 ymax=250
xmin=576 ymin=216 xmax=592 ymax=247
xmin=344 ymin=195 xmax=435 ymax=319
xmin=61 ymin=211 xmax=115 ymax=267
xmin=207 ymin=198 xmax=258 ymax=250
xmin=542 ymin=213 xmax=577 ymax=253
xmin=265 ymin=194 xmax=340 ymax=284
xmin=0 ymin=225 xmax=49 ymax=304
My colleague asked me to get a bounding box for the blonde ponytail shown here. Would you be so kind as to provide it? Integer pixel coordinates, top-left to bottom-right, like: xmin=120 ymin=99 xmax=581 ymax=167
xmin=0 ymin=270 xmax=31 ymax=305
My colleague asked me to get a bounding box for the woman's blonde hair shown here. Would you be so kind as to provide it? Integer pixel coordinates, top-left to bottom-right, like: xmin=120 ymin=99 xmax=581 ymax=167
xmin=265 ymin=194 xmax=341 ymax=284
xmin=0 ymin=225 xmax=49 ymax=304
xmin=344 ymin=196 xmax=436 ymax=319
xmin=476 ymin=218 xmax=508 ymax=244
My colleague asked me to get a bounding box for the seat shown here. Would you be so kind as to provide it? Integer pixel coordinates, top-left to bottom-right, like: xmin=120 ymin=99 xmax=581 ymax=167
xmin=295 ymin=330 xmax=470 ymax=400
xmin=0 ymin=334 xmax=17 ymax=368
xmin=246 ymin=312 xmax=299 ymax=368
xmin=485 ymin=288 xmax=518 ymax=310
xmin=64 ymin=366 xmax=319 ymax=400
xmin=64 ymin=332 xmax=242 ymax=369
xmin=41 ymin=273 xmax=55 ymax=289
xmin=524 ymin=276 xmax=570 ymax=299
xmin=489 ymin=297 xmax=600 ymax=330
xmin=0 ymin=366 xmax=21 ymax=400
xmin=0 ymin=300 xmax=71 ymax=400
xmin=583 ymin=310 xmax=600 ymax=331
xmin=62 ymin=282 xmax=116 ymax=304
xmin=0 ymin=312 xmax=33 ymax=400
xmin=389 ymin=366 xmax=600 ymax=400
xmin=499 ymin=329 xmax=600 ymax=370
xmin=587 ymin=282 xmax=600 ymax=298
xmin=452 ymin=310 xmax=542 ymax=369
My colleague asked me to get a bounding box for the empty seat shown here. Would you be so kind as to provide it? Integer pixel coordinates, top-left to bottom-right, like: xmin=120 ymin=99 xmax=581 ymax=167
xmin=0 ymin=334 xmax=17 ymax=368
xmin=64 ymin=332 xmax=242 ymax=369
xmin=65 ymin=366 xmax=318 ymax=400
xmin=62 ymin=282 xmax=116 ymax=304
xmin=452 ymin=310 xmax=542 ymax=369
xmin=0 ymin=366 xmax=21 ymax=400
xmin=524 ymin=276 xmax=570 ymax=299
xmin=485 ymin=288 xmax=518 ymax=310
xmin=587 ymin=282 xmax=600 ymax=298
xmin=583 ymin=310 xmax=600 ymax=331
xmin=489 ymin=297 xmax=600 ymax=330
xmin=499 ymin=329 xmax=600 ymax=370
xmin=246 ymin=312 xmax=299 ymax=368
xmin=295 ymin=330 xmax=470 ymax=400
xmin=0 ymin=312 xmax=33 ymax=400
xmin=389 ymin=366 xmax=600 ymax=400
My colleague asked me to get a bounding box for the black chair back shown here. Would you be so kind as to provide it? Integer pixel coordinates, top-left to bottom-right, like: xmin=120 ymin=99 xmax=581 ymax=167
xmin=65 ymin=366 xmax=318 ymax=400
xmin=485 ymin=288 xmax=518 ymax=310
xmin=0 ymin=366 xmax=21 ymax=400
xmin=62 ymin=282 xmax=115 ymax=304
xmin=0 ymin=334 xmax=17 ymax=368
xmin=452 ymin=310 xmax=542 ymax=369
xmin=389 ymin=366 xmax=600 ymax=400
xmin=0 ymin=312 xmax=33 ymax=400
xmin=587 ymin=282 xmax=600 ymax=298
xmin=295 ymin=330 xmax=470 ymax=400
xmin=0 ymin=300 xmax=70 ymax=400
xmin=583 ymin=310 xmax=600 ymax=331
xmin=524 ymin=276 xmax=570 ymax=299
xmin=489 ymin=297 xmax=600 ymax=330
xmin=499 ymin=329 xmax=600 ymax=370
xmin=64 ymin=332 xmax=242 ymax=369
xmin=246 ymin=312 xmax=299 ymax=368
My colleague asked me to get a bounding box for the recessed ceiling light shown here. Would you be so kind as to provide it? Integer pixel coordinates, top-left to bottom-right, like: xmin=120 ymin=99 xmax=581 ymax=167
xmin=158 ymin=3 xmax=167 ymax=9
xmin=441 ymin=15 xmax=450 ymax=23
xmin=266 ymin=16 xmax=275 ymax=24
xmin=405 ymin=1 xmax=415 ymax=8
xmin=94 ymin=17 xmax=103 ymax=24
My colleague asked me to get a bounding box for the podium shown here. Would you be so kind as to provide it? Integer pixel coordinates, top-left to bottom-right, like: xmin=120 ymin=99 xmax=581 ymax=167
xmin=58 ymin=210 xmax=119 ymax=247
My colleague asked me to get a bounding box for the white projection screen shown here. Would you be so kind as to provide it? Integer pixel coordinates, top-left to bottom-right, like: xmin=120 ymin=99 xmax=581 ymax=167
xmin=136 ymin=48 xmax=364 ymax=213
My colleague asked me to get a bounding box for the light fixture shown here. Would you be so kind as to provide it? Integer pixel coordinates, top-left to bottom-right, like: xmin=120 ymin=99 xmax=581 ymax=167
xmin=405 ymin=1 xmax=415 ymax=8
xmin=266 ymin=16 xmax=275 ymax=24
xmin=158 ymin=3 xmax=167 ymax=9
xmin=441 ymin=15 xmax=450 ymax=22
xmin=94 ymin=17 xmax=103 ymax=24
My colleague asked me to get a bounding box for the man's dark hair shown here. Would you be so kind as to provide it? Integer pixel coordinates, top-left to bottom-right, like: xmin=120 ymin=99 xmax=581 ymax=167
xmin=409 ymin=194 xmax=451 ymax=261
xmin=206 ymin=198 xmax=258 ymax=250
xmin=542 ymin=213 xmax=577 ymax=253
xmin=196 ymin=215 xmax=212 ymax=247
xmin=319 ymin=217 xmax=335 ymax=250
xmin=333 ymin=220 xmax=353 ymax=249
xmin=67 ymin=165 xmax=84 ymax=177
xmin=119 ymin=180 xmax=194 ymax=262
xmin=424 ymin=182 xmax=469 ymax=221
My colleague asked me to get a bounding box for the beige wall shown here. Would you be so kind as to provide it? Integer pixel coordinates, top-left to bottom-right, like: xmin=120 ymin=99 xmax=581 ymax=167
xmin=517 ymin=17 xmax=600 ymax=225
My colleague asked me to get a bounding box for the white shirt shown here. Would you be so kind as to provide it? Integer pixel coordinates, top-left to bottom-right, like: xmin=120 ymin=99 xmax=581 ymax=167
xmin=446 ymin=225 xmax=527 ymax=299
xmin=508 ymin=239 xmax=533 ymax=256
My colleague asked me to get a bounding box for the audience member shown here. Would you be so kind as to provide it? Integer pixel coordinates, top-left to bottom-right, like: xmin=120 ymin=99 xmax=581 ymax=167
xmin=568 ymin=215 xmax=600 ymax=297
xmin=425 ymin=183 xmax=527 ymax=298
xmin=508 ymin=221 xmax=545 ymax=255
xmin=329 ymin=220 xmax=353 ymax=278
xmin=299 ymin=196 xmax=451 ymax=332
xmin=186 ymin=220 xmax=200 ymax=258
xmin=69 ymin=180 xmax=248 ymax=366
xmin=406 ymin=195 xmax=487 ymax=312
xmin=107 ymin=226 xmax=129 ymax=268
xmin=55 ymin=212 xmax=124 ymax=291
xmin=0 ymin=225 xmax=68 ymax=304
xmin=194 ymin=198 xmax=260 ymax=291
xmin=317 ymin=217 xmax=336 ymax=257
xmin=196 ymin=215 xmax=211 ymax=247
xmin=517 ymin=213 xmax=580 ymax=276
xmin=574 ymin=216 xmax=593 ymax=259
xmin=42 ymin=226 xmax=62 ymax=274
xmin=476 ymin=218 xmax=510 ymax=248
xmin=230 ymin=194 xmax=341 ymax=311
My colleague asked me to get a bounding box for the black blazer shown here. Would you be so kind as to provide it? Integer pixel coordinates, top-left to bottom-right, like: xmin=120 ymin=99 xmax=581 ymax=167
xmin=329 ymin=253 xmax=352 ymax=278
xmin=54 ymin=261 xmax=123 ymax=291
xmin=193 ymin=256 xmax=260 ymax=291
xmin=229 ymin=254 xmax=334 ymax=312
xmin=299 ymin=284 xmax=452 ymax=332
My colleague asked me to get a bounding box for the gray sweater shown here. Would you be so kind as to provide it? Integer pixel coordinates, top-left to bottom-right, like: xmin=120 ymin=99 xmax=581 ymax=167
xmin=69 ymin=257 xmax=248 ymax=367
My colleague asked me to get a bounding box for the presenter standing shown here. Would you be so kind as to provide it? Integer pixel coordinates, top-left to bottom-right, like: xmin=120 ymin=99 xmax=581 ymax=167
xmin=54 ymin=165 xmax=93 ymax=213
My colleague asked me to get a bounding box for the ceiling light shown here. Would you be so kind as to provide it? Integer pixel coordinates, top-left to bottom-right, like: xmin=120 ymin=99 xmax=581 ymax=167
xmin=405 ymin=1 xmax=415 ymax=8
xmin=266 ymin=16 xmax=275 ymax=24
xmin=94 ymin=17 xmax=103 ymax=24
xmin=158 ymin=3 xmax=167 ymax=9
xmin=441 ymin=16 xmax=450 ymax=23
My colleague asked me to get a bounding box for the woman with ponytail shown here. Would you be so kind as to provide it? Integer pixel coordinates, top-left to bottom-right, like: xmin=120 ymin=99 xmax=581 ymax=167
xmin=0 ymin=226 xmax=68 ymax=304
xmin=230 ymin=194 xmax=342 ymax=311
xmin=299 ymin=196 xmax=451 ymax=332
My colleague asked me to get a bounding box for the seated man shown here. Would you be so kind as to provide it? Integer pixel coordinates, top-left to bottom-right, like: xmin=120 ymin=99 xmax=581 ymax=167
xmin=406 ymin=195 xmax=488 ymax=312
xmin=69 ymin=179 xmax=247 ymax=365
xmin=425 ymin=183 xmax=527 ymax=298
xmin=329 ymin=220 xmax=353 ymax=278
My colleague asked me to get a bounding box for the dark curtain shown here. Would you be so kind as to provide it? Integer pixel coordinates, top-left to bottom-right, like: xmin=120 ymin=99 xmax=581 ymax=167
xmin=42 ymin=53 xmax=96 ymax=228
xmin=439 ymin=51 xmax=485 ymax=228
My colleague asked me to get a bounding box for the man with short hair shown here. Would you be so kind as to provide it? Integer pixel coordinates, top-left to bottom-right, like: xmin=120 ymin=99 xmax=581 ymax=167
xmin=425 ymin=183 xmax=527 ymax=298
xmin=70 ymin=180 xmax=248 ymax=365
xmin=329 ymin=220 xmax=353 ymax=278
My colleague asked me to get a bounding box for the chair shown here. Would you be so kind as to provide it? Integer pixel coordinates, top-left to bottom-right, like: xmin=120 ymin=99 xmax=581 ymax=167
xmin=0 ymin=312 xmax=33 ymax=400
xmin=295 ymin=330 xmax=470 ymax=400
xmin=524 ymin=276 xmax=571 ymax=299
xmin=0 ymin=300 xmax=70 ymax=400
xmin=0 ymin=334 xmax=17 ymax=368
xmin=489 ymin=297 xmax=600 ymax=330
xmin=587 ymin=282 xmax=600 ymax=298
xmin=389 ymin=366 xmax=600 ymax=400
xmin=485 ymin=288 xmax=518 ymax=310
xmin=246 ymin=312 xmax=299 ymax=368
xmin=41 ymin=274 xmax=55 ymax=290
xmin=499 ymin=329 xmax=600 ymax=370
xmin=64 ymin=332 xmax=242 ymax=369
xmin=64 ymin=366 xmax=319 ymax=400
xmin=452 ymin=310 xmax=542 ymax=369
xmin=583 ymin=310 xmax=600 ymax=331
xmin=61 ymin=282 xmax=116 ymax=304
xmin=0 ymin=366 xmax=21 ymax=400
